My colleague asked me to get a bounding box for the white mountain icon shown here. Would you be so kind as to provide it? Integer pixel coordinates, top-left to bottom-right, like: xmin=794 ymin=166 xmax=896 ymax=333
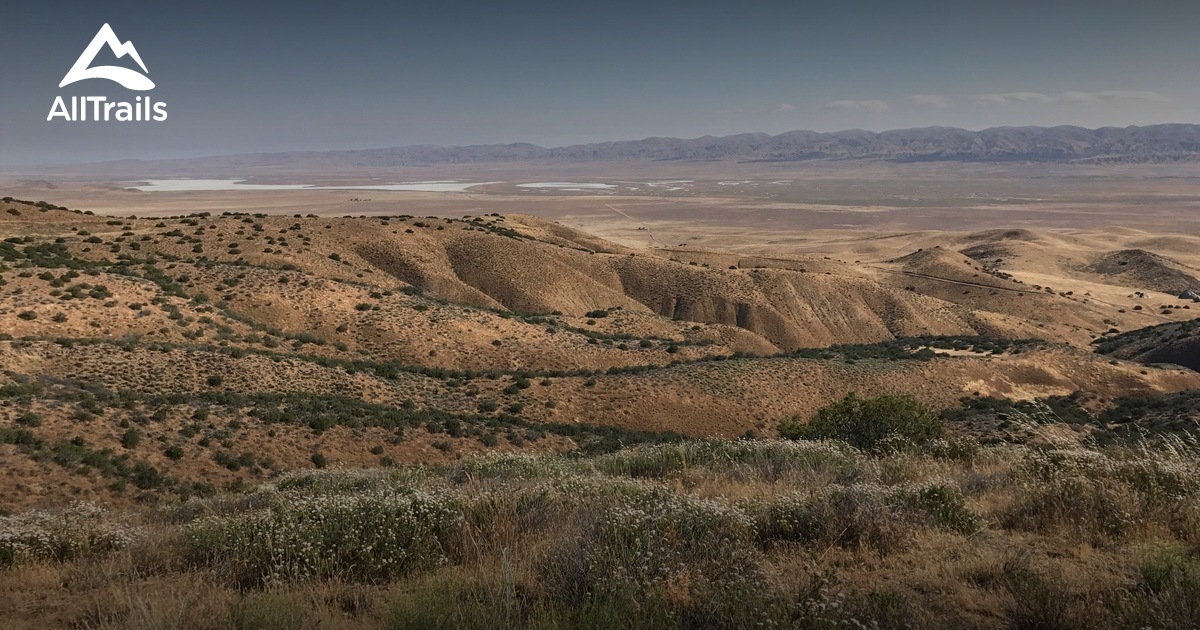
xmin=59 ymin=23 xmax=155 ymax=91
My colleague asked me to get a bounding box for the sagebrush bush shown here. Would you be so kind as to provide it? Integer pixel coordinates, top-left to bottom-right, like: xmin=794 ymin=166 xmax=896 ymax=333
xmin=543 ymin=489 xmax=781 ymax=628
xmin=0 ymin=503 xmax=136 ymax=567
xmin=746 ymin=480 xmax=980 ymax=552
xmin=1005 ymin=444 xmax=1200 ymax=542
xmin=182 ymin=488 xmax=461 ymax=587
xmin=592 ymin=438 xmax=863 ymax=483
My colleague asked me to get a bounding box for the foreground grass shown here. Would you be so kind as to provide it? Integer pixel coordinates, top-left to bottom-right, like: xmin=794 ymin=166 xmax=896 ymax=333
xmin=2 ymin=434 xmax=1200 ymax=629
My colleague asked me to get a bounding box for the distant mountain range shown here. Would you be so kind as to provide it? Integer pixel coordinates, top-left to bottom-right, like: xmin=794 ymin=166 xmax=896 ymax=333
xmin=38 ymin=124 xmax=1200 ymax=171
xmin=534 ymin=124 xmax=1200 ymax=164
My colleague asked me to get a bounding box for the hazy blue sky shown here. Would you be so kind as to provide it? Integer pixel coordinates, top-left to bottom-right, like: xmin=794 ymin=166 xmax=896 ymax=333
xmin=3 ymin=0 xmax=1199 ymax=164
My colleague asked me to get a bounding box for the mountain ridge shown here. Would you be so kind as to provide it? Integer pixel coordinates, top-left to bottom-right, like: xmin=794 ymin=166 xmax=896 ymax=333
xmin=52 ymin=123 xmax=1200 ymax=170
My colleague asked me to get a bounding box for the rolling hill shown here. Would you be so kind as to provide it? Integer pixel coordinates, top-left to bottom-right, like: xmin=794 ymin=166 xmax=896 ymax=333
xmin=2 ymin=198 xmax=1200 ymax=509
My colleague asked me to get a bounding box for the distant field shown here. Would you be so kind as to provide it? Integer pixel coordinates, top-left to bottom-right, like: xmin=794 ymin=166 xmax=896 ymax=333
xmin=7 ymin=162 xmax=1200 ymax=252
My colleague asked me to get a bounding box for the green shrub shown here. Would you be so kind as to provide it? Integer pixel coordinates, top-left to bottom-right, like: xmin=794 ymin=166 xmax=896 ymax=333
xmin=779 ymin=393 xmax=942 ymax=451
xmin=120 ymin=428 xmax=142 ymax=449
xmin=1122 ymin=543 xmax=1200 ymax=627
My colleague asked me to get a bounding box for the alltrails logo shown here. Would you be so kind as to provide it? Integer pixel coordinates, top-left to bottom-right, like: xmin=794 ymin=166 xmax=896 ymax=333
xmin=47 ymin=23 xmax=167 ymax=122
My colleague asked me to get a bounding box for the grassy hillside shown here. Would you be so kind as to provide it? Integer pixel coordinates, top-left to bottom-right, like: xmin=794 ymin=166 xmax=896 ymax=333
xmin=3 ymin=432 xmax=1200 ymax=629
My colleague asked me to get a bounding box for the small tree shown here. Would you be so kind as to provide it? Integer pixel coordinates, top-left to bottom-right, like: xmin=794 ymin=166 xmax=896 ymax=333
xmin=779 ymin=393 xmax=942 ymax=451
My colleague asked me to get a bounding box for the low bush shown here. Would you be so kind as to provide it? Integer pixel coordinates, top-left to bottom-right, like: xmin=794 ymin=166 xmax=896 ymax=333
xmin=779 ymin=393 xmax=944 ymax=451
xmin=0 ymin=503 xmax=136 ymax=567
xmin=182 ymin=488 xmax=460 ymax=587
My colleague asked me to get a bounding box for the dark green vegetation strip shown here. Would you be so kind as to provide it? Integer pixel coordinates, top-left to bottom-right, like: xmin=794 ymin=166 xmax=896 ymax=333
xmin=1092 ymin=316 xmax=1200 ymax=355
xmin=0 ymin=374 xmax=685 ymax=500
xmin=945 ymin=390 xmax=1200 ymax=444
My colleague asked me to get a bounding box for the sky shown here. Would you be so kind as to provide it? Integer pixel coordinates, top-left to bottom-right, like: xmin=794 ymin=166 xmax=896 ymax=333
xmin=3 ymin=0 xmax=1200 ymax=165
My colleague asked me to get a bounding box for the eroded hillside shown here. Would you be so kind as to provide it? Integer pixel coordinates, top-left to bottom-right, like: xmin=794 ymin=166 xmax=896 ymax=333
xmin=2 ymin=198 xmax=1199 ymax=508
